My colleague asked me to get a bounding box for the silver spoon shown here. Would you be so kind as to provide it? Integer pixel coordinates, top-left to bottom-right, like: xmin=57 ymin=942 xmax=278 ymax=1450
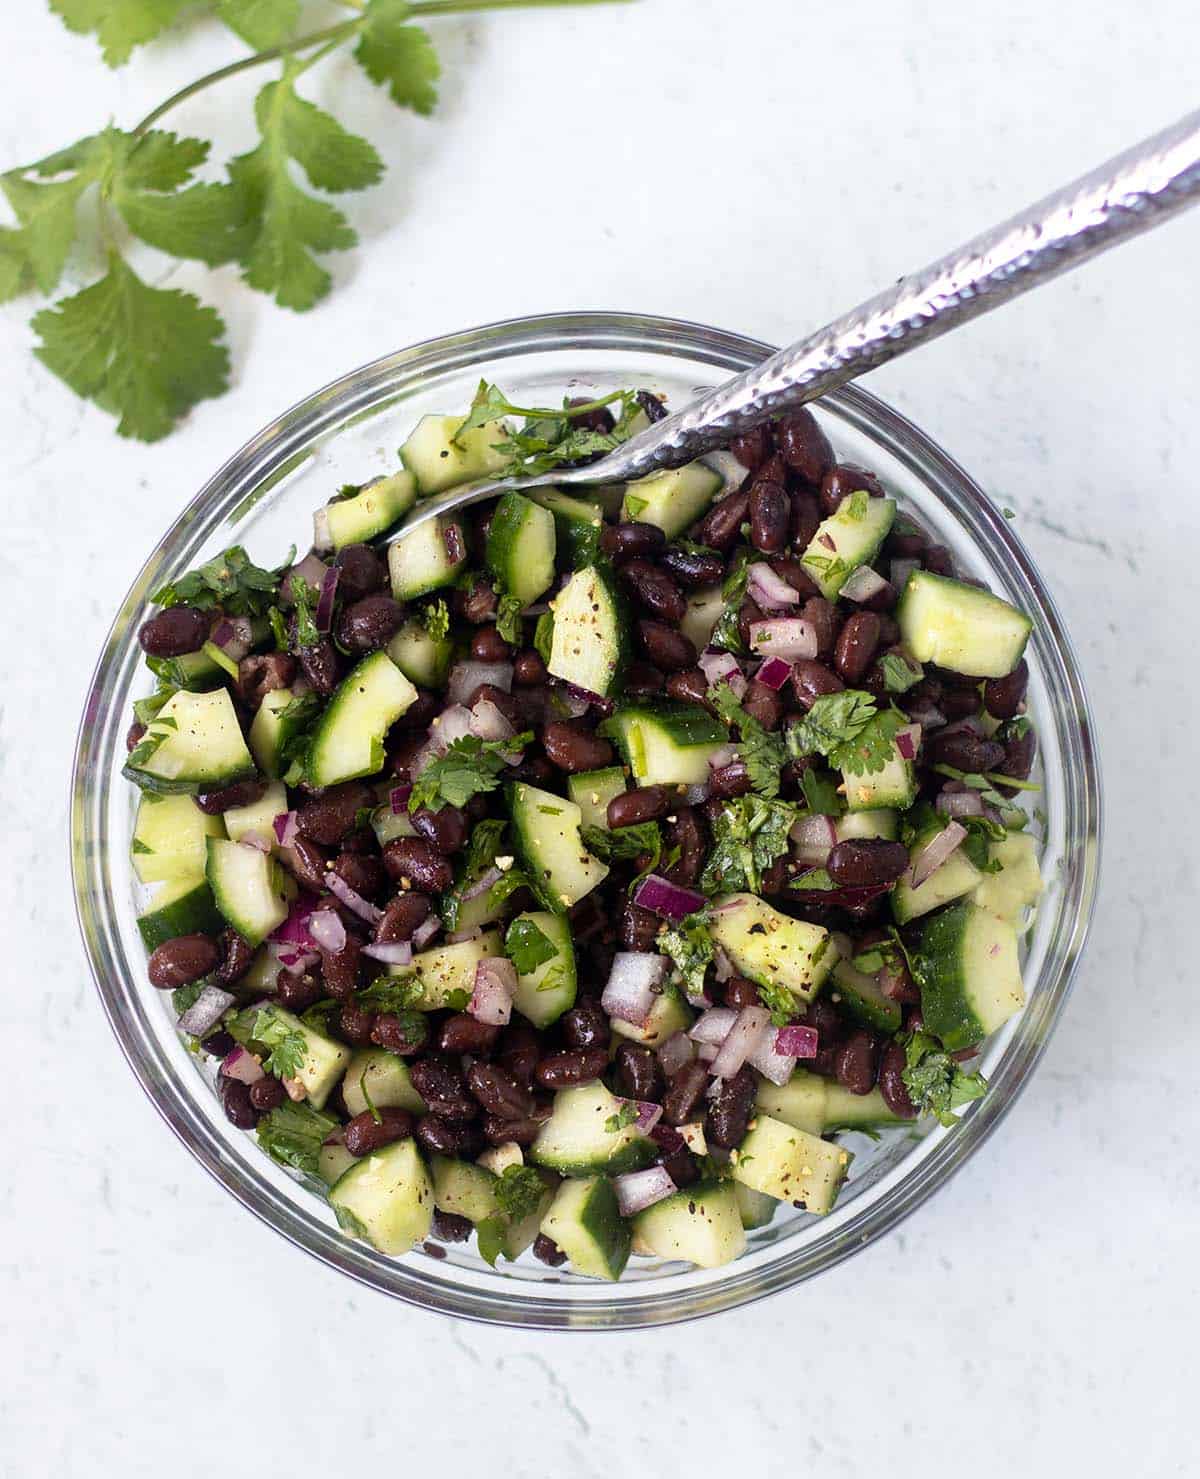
xmin=393 ymin=107 xmax=1200 ymax=535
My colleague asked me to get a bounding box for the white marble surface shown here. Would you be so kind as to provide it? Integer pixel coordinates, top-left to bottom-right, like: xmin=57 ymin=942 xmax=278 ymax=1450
xmin=3 ymin=2 xmax=1197 ymax=1473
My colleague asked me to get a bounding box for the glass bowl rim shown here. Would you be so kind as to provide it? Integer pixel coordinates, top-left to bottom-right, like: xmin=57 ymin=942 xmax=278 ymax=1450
xmin=71 ymin=310 xmax=1102 ymax=1329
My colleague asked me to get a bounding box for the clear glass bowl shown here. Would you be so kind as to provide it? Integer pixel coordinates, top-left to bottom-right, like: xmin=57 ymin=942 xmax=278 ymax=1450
xmin=71 ymin=313 xmax=1101 ymax=1329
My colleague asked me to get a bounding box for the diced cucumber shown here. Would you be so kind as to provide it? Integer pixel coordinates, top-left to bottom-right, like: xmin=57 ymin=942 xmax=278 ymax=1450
xmin=306 ymin=651 xmax=417 ymax=789
xmin=823 ymin=1081 xmax=909 ymax=1132
xmin=734 ymin=1182 xmax=778 ymax=1231
xmin=971 ymin=831 xmax=1043 ymax=927
xmin=431 ymin=1155 xmax=499 ymax=1223
xmin=478 ymin=1142 xmax=524 ymax=1177
xmin=485 ymin=490 xmax=556 ymax=606
xmin=388 ymin=516 xmax=468 ymax=600
xmin=828 ymin=958 xmax=902 ymax=1033
xmin=680 ymin=583 xmax=725 ymax=653
xmin=390 ymin=930 xmax=503 ymax=1010
xmin=842 ymin=721 xmax=919 ymax=812
xmin=602 ymin=699 xmax=727 ymax=787
xmin=223 ymin=779 xmax=288 ymax=849
xmin=136 ymin=874 xmax=224 ymax=949
xmin=386 ymin=619 xmax=453 ymax=690
xmin=539 ymin=1175 xmax=630 ymax=1281
xmin=709 ymin=893 xmax=835 ymax=1006
xmin=919 ymin=901 xmax=1026 ymax=1050
xmin=547 ymin=565 xmax=631 ymax=698
xmin=835 ymin=809 xmax=898 ymax=842
xmin=442 ymin=842 xmax=515 ymax=936
xmin=318 ymin=1141 xmax=358 ymax=1188
xmin=205 ymin=837 xmax=292 ymax=947
xmin=508 ymin=910 xmax=577 ymax=1028
xmin=507 ymin=782 xmax=609 ymax=913
xmin=754 ymin=1069 xmax=828 ymax=1136
xmin=370 ymin=802 xmax=417 ymax=847
xmin=399 ymin=413 xmax=509 ymax=495
xmin=566 ymin=767 xmax=627 ymax=830
xmin=732 ymin=1114 xmax=853 ymax=1215
xmin=145 ymin=645 xmax=225 ymax=692
xmin=632 ymin=1180 xmax=746 ymax=1269
xmin=891 ymin=821 xmax=982 ymax=924
xmin=341 ymin=1048 xmax=425 ymax=1117
xmin=131 ymin=792 xmax=225 ymax=885
xmin=530 ymin=1081 xmax=656 ymax=1176
xmin=250 ymin=1004 xmax=352 ymax=1108
xmin=321 ymin=470 xmax=417 ymax=550
xmin=234 ymin=944 xmax=284 ymax=999
xmin=621 ymin=460 xmax=723 ymax=538
xmin=249 ymin=687 xmax=308 ymax=780
xmin=800 ymin=495 xmax=896 ymax=600
xmin=610 ymin=988 xmax=693 ymax=1048
xmin=328 ymin=1139 xmax=433 ymax=1254
xmin=530 ymin=487 xmax=604 ymax=569
xmin=497 ymin=1174 xmax=558 ymax=1262
xmin=124 ymin=688 xmax=256 ymax=795
xmin=898 ymin=570 xmax=1032 ymax=679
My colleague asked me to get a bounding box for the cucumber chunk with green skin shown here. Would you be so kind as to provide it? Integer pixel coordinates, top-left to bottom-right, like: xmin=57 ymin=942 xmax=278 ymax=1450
xmin=497 ymin=1176 xmax=558 ymax=1262
xmin=386 ymin=619 xmax=453 ymax=690
xmin=566 ymin=767 xmax=627 ymax=830
xmin=891 ymin=821 xmax=982 ymax=924
xmin=530 ymin=487 xmax=604 ymax=569
xmin=205 ymin=837 xmax=292 ymax=947
xmin=828 ymin=957 xmax=903 ymax=1033
xmin=328 ymin=1138 xmax=433 ymax=1254
xmin=387 ymin=516 xmax=469 ymax=600
xmin=709 ymin=893 xmax=835 ymax=1006
xmin=800 ymin=495 xmax=896 ymax=600
xmin=249 ymin=687 xmax=309 ymax=780
xmin=131 ymin=792 xmax=225 ymax=885
xmin=507 ymin=782 xmax=609 ymax=913
xmin=388 ymin=930 xmax=504 ymax=1010
xmin=732 ymin=1113 xmax=853 ymax=1215
xmin=633 ymin=1180 xmax=747 ymax=1268
xmin=680 ymin=583 xmax=725 ymax=654
xmin=399 ymin=414 xmax=509 ymax=495
xmin=733 ymin=1182 xmax=778 ymax=1231
xmin=547 ymin=564 xmax=631 ymax=698
xmin=620 ymin=460 xmax=723 ymax=538
xmin=610 ymin=988 xmax=692 ymax=1049
xmin=835 ymin=808 xmax=898 ymax=842
xmin=841 ymin=721 xmax=919 ymax=812
xmin=509 ymin=910 xmax=577 ymax=1028
xmin=136 ymin=874 xmax=224 ymax=949
xmin=124 ymin=688 xmax=256 ymax=795
xmin=145 ymin=645 xmax=225 ymax=692
xmin=822 ymin=1081 xmax=910 ymax=1132
xmin=306 ymin=651 xmax=418 ymax=789
xmin=318 ymin=1141 xmax=358 ymax=1188
xmin=539 ymin=1175 xmax=631 ymax=1281
xmin=320 ymin=470 xmax=417 ymax=550
xmin=919 ymin=901 xmax=1025 ymax=1051
xmin=898 ymin=570 xmax=1032 ymax=679
xmin=530 ymin=1081 xmax=656 ymax=1176
xmin=754 ymin=1068 xmax=828 ymax=1136
xmin=971 ymin=831 xmax=1043 ymax=927
xmin=602 ymin=699 xmax=727 ymax=787
xmin=370 ymin=802 xmax=418 ymax=846
xmin=485 ymin=490 xmax=557 ymax=606
xmin=341 ymin=1049 xmax=425 ymax=1117
xmin=223 ymin=779 xmax=288 ymax=849
xmin=246 ymin=1004 xmax=352 ymax=1108
xmin=432 ymin=1155 xmax=499 ymax=1223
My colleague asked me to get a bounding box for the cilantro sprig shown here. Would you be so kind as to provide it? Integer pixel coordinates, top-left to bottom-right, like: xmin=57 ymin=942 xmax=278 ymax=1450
xmin=409 ymin=731 xmax=531 ymax=813
xmin=229 ymin=1005 xmax=307 ymax=1081
xmin=455 ymin=380 xmax=642 ymax=478
xmin=504 ymin=917 xmax=557 ymax=976
xmin=257 ymin=1100 xmax=338 ymax=1177
xmin=788 ymin=691 xmax=907 ymax=777
xmin=658 ymin=913 xmax=714 ymax=1002
xmin=151 ymin=543 xmax=289 ymax=616
xmin=710 ymin=683 xmax=788 ymax=799
xmin=900 ymin=1030 xmax=988 ymax=1126
xmin=701 ymin=794 xmax=796 ymax=896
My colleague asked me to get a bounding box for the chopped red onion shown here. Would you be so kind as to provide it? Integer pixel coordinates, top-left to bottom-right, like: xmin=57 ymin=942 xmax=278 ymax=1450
xmin=747 ymin=1029 xmax=797 ymax=1086
xmin=775 ymin=1024 xmax=820 ymax=1059
xmin=311 ymin=506 xmax=333 ymax=553
xmin=446 ymin=926 xmax=482 ymax=944
xmin=790 ymin=812 xmax=837 ymax=865
xmin=550 ymin=683 xmax=591 ymax=719
xmin=755 ymin=655 xmax=793 ymax=691
xmin=749 ymin=618 xmax=818 ymax=662
xmin=462 ymin=864 xmax=502 ymax=902
xmin=425 ymin=704 xmax=475 ymax=757
xmin=447 ymin=661 xmax=513 ymax=707
xmin=689 ymin=1007 xmax=737 ymax=1045
xmin=613 ymin=1165 xmax=677 ymax=1216
xmin=657 ymin=1031 xmax=694 ymax=1077
xmin=315 ymin=565 xmax=340 ymax=632
xmin=469 ymin=697 xmax=516 ymax=743
xmin=611 ymin=1099 xmax=663 ymax=1135
xmin=699 ymin=649 xmax=746 ymax=698
xmin=936 ymin=788 xmax=986 ymax=819
xmin=601 ymin=952 xmax=668 ymax=1027
xmin=470 ymin=957 xmax=516 ymax=1025
xmin=695 ymin=1042 xmax=719 ymax=1063
xmin=412 ymin=915 xmax=442 ymax=950
xmin=276 ymin=948 xmax=319 ymax=976
xmin=308 ymin=907 xmax=347 ymax=954
xmin=210 ymin=617 xmax=236 ymax=649
xmin=895 ymin=724 xmax=922 ymax=762
xmin=210 ymin=614 xmax=255 ymax=662
xmin=239 ymin=831 xmax=273 ymax=854
xmin=271 ymin=896 xmax=320 ymax=949
xmin=221 ymin=1045 xmax=265 ymax=1085
xmin=324 ymin=870 xmax=384 ymax=925
xmin=389 ymin=784 xmax=412 ymax=814
xmin=632 ymin=873 xmax=706 ymax=921
xmin=273 ymin=811 xmax=298 ymax=848
xmin=839 ymin=564 xmax=890 ymax=603
xmin=711 ymin=1005 xmax=771 ymax=1079
xmin=909 ymin=819 xmax=968 ymax=888
xmin=712 ymin=946 xmax=735 ymax=983
xmin=747 ymin=562 xmax=801 ymax=612
xmin=177 ymin=984 xmax=235 ymax=1038
xmin=818 ymin=532 xmax=837 ymax=552
xmin=707 ymin=743 xmax=739 ymax=771
xmin=283 ymin=552 xmax=329 ymax=604
xmin=362 ymin=940 xmax=413 ymax=966
xmin=891 ymin=557 xmax=920 ymax=592
xmin=442 ymin=521 xmax=466 ymax=563
xmin=683 ymin=984 xmax=712 ymax=1009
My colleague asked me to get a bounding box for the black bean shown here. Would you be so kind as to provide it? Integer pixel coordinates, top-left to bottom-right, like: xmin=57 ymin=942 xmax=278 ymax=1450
xmin=834 ymin=1029 xmax=881 ymax=1095
xmin=635 ymin=390 xmax=668 ymax=423
xmin=411 ymin=803 xmax=468 ymax=856
xmin=457 ymin=577 xmax=497 ymax=624
xmin=662 ymin=1061 xmax=709 ymax=1125
xmin=923 ymin=545 xmax=955 ymax=578
xmin=662 ymin=806 xmax=707 ymax=888
xmin=513 ymin=650 xmax=547 ymax=685
xmin=739 ymin=679 xmax=783 ymax=731
xmin=275 ymin=970 xmax=323 ymax=1013
xmin=533 ymin=1233 xmax=568 ymax=1266
xmin=467 ymin=1062 xmax=535 ymax=1119
xmin=699 ymin=488 xmax=750 ymax=550
xmin=619 ymin=902 xmax=660 ymax=953
xmin=819 ymin=463 xmax=885 ymax=515
xmin=878 ymin=1042 xmax=918 ymax=1118
xmin=541 ymin=721 xmax=614 ymax=774
xmin=296 ymin=782 xmax=373 ymax=846
xmin=600 ymin=522 xmax=666 ymax=562
xmin=637 ymin=620 xmax=696 ymax=672
xmin=534 ymin=1048 xmax=609 ymax=1089
xmin=834 ymin=612 xmax=882 ymax=685
xmin=330 ymin=850 xmax=387 ymax=901
xmin=416 ymin=1116 xmax=483 ymax=1157
xmin=333 ymin=542 xmax=386 ymax=600
xmin=723 ymin=976 xmax=761 ymax=1010
xmin=126 ymin=721 xmax=146 ymax=753
xmin=147 ymin=933 xmax=218 ymax=989
xmin=218 ymin=1076 xmax=259 ymax=1129
xmin=624 ymin=661 xmax=666 ymax=697
xmin=370 ymin=1012 xmax=426 ymax=1055
xmin=789 ymin=490 xmax=822 ymax=549
xmin=296 ymin=637 xmax=340 ymax=696
xmin=607 ymin=785 xmax=670 ymax=829
xmin=709 ymin=759 xmax=752 ymax=798
xmin=658 ymin=545 xmax=725 ymax=588
xmin=375 ymin=892 xmax=432 ymax=943
xmin=470 ymin=625 xmax=511 ymax=662
xmin=482 ymin=1108 xmax=550 ymax=1147
xmin=316 ymin=921 xmax=362 ymax=1000
xmin=748 ymin=480 xmax=791 ymax=553
xmin=730 ymin=424 xmax=773 ymax=471
xmin=614 ymin=1043 xmax=663 ymax=1102
xmin=707 ymin=1065 xmax=757 ymax=1148
xmin=826 ymin=838 xmax=910 ymax=888
xmin=195 ymin=779 xmax=266 ymax=816
xmin=984 ymin=659 xmax=1029 ymax=721
xmin=440 ymin=1013 xmax=500 ymax=1056
xmin=664 ymin=668 xmax=713 ymax=711
xmin=777 ymin=409 xmax=834 ymax=484
xmin=432 ymin=1208 xmax=473 ymax=1242
xmin=215 ymin=928 xmax=254 ymax=987
xmin=381 ymin=838 xmax=454 ymax=894
xmin=338 ymin=1002 xmax=377 ymax=1047
xmin=237 ymin=651 xmax=296 ymax=709
xmin=409 ymin=1057 xmax=478 ymax=1120
xmin=768 ymin=556 xmax=821 ymax=599
xmin=344 ymin=1107 xmax=414 ymax=1156
xmin=927 ymin=726 xmax=1005 ymax=774
xmin=138 ymin=606 xmax=208 ymax=657
xmin=802 ymin=597 xmax=839 ymax=659
xmin=561 ymin=998 xmax=610 ymax=1052
xmin=620 ymin=558 xmax=686 ymax=622
xmin=335 ymin=595 xmax=404 ymax=653
xmin=566 ymin=396 xmax=616 ymax=434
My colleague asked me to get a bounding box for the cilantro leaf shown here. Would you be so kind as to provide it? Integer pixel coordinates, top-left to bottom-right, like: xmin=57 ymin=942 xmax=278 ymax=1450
xmin=0 ymin=229 xmax=31 ymax=302
xmin=580 ymin=821 xmax=661 ymax=865
xmin=355 ymin=2 xmax=440 ymax=115
xmin=700 ymin=795 xmax=796 ymax=896
xmin=754 ymin=976 xmax=799 ymax=1028
xmin=151 ymin=543 xmax=284 ymax=615
xmin=409 ymin=732 xmax=531 ymax=813
xmin=879 ymin=651 xmax=923 ymax=694
xmin=710 ymin=683 xmax=787 ymax=798
xmin=787 ymin=690 xmax=907 ymax=777
xmin=658 ymin=913 xmax=713 ymax=1002
xmin=215 ymin=0 xmax=300 ymax=50
xmin=49 ymin=0 xmax=187 ymax=68
xmin=0 ymin=163 xmax=90 ymax=295
xmin=604 ymin=1101 xmax=640 ymax=1134
xmin=229 ymin=1006 xmax=307 ymax=1080
xmin=256 ymin=1099 xmax=338 ymax=1176
xmin=421 ymin=597 xmax=450 ymax=642
xmin=707 ymin=549 xmax=760 ymax=656
xmin=228 ymin=73 xmax=384 ymax=311
xmin=492 ymin=1164 xmax=545 ymax=1221
xmin=533 ymin=612 xmax=555 ymax=665
xmin=290 ymin=575 xmax=321 ymax=647
xmin=900 ymin=1030 xmax=987 ymax=1126
xmin=494 ymin=592 xmax=524 ymax=646
xmin=504 ymin=917 xmax=557 ymax=976
xmin=32 ymin=253 xmax=229 ymax=442
xmin=799 ymin=766 xmax=843 ymax=817
xmin=471 ymin=387 xmax=640 ymax=479
xmin=476 ymin=1215 xmax=506 ymax=1267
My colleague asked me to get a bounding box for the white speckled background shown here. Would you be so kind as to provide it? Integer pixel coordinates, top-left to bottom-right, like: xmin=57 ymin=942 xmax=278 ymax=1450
xmin=3 ymin=3 xmax=1197 ymax=1473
